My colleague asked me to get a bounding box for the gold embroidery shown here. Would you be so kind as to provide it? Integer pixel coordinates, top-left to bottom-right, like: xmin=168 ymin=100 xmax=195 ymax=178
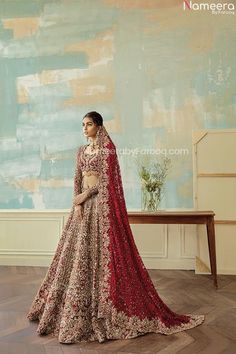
xmin=27 ymin=129 xmax=204 ymax=344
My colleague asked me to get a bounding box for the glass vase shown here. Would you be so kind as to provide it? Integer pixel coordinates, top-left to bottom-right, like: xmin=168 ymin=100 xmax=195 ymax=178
xmin=141 ymin=186 xmax=162 ymax=211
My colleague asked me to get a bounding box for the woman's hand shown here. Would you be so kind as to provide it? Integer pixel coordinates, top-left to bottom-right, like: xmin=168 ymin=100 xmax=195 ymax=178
xmin=74 ymin=191 xmax=89 ymax=205
xmin=75 ymin=204 xmax=83 ymax=221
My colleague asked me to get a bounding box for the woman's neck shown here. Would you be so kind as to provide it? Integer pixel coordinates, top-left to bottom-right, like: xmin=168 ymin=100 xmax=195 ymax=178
xmin=88 ymin=138 xmax=99 ymax=152
xmin=89 ymin=137 xmax=96 ymax=143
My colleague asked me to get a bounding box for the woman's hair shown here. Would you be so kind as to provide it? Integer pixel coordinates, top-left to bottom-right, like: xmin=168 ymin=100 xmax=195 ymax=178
xmin=83 ymin=111 xmax=103 ymax=126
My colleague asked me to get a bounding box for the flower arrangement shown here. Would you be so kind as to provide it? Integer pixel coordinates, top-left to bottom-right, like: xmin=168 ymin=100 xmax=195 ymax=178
xmin=136 ymin=155 xmax=172 ymax=211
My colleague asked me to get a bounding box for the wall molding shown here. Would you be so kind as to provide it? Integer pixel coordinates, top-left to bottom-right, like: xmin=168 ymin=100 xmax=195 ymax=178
xmin=1 ymin=210 xmax=197 ymax=270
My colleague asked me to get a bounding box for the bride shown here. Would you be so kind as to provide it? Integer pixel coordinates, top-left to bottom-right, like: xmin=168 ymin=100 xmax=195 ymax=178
xmin=27 ymin=111 xmax=204 ymax=343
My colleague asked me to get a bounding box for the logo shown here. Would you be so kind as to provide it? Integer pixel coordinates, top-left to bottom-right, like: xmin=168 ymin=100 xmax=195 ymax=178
xmin=183 ymin=1 xmax=235 ymax=15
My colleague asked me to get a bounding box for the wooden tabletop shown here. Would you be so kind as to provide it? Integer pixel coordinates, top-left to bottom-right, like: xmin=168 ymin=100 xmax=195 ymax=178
xmin=128 ymin=210 xmax=215 ymax=216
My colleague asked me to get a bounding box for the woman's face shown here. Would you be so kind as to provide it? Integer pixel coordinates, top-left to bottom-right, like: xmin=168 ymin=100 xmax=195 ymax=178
xmin=82 ymin=117 xmax=98 ymax=139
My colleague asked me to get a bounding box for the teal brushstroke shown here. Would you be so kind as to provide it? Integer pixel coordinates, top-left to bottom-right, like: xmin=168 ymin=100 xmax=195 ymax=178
xmin=0 ymin=21 xmax=12 ymax=40
xmin=40 ymin=186 xmax=73 ymax=209
xmin=0 ymin=179 xmax=33 ymax=208
xmin=0 ymin=61 xmax=18 ymax=137
xmin=0 ymin=0 xmax=56 ymax=19
xmin=0 ymin=53 xmax=87 ymax=137
xmin=1 ymin=54 xmax=88 ymax=76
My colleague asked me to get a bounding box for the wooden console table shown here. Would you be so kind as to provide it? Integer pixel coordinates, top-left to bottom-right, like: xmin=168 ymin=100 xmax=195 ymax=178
xmin=127 ymin=210 xmax=217 ymax=289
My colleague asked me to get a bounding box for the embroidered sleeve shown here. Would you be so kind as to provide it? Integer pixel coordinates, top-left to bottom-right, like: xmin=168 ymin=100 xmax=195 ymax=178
xmin=85 ymin=175 xmax=100 ymax=198
xmin=73 ymin=146 xmax=83 ymax=198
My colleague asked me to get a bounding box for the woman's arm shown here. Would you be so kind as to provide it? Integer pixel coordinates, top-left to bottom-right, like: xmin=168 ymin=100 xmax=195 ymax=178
xmin=73 ymin=146 xmax=83 ymax=204
xmin=74 ymin=176 xmax=100 ymax=205
xmin=85 ymin=178 xmax=100 ymax=197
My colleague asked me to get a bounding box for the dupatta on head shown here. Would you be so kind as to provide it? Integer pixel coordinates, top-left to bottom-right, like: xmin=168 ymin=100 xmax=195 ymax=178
xmin=86 ymin=125 xmax=204 ymax=337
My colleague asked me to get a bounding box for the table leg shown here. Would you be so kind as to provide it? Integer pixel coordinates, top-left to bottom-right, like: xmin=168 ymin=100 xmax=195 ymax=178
xmin=206 ymin=216 xmax=218 ymax=289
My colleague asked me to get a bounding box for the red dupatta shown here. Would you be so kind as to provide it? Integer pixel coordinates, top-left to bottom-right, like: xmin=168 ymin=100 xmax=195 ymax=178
xmin=91 ymin=125 xmax=204 ymax=335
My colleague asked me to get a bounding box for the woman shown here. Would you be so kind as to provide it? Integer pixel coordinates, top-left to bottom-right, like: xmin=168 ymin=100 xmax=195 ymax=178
xmin=27 ymin=111 xmax=204 ymax=344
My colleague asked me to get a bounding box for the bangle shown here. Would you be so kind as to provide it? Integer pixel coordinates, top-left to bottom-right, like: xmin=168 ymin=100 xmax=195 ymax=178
xmin=85 ymin=189 xmax=92 ymax=198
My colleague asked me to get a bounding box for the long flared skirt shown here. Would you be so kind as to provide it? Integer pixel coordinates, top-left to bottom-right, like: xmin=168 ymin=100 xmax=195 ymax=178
xmin=27 ymin=193 xmax=204 ymax=343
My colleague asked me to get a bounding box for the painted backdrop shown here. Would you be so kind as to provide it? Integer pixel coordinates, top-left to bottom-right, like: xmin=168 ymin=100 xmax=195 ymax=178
xmin=0 ymin=0 xmax=235 ymax=209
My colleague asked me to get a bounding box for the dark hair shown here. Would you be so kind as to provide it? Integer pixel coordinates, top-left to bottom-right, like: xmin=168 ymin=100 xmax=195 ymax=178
xmin=83 ymin=111 xmax=103 ymax=126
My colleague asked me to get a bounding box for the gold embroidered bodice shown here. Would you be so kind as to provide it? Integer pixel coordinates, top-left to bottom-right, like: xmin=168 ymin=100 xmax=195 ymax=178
xmin=80 ymin=145 xmax=100 ymax=189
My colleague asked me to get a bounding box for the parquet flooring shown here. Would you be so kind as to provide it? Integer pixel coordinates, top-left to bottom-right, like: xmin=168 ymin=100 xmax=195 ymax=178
xmin=0 ymin=266 xmax=235 ymax=354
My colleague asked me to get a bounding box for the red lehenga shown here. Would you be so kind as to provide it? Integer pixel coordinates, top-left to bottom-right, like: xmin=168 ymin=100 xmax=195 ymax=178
xmin=27 ymin=125 xmax=204 ymax=343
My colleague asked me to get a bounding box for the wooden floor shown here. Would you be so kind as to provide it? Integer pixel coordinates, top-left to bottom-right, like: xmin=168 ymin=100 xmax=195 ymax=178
xmin=0 ymin=266 xmax=235 ymax=354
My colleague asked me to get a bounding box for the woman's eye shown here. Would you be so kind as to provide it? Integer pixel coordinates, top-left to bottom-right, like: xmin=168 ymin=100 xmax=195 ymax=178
xmin=82 ymin=122 xmax=93 ymax=126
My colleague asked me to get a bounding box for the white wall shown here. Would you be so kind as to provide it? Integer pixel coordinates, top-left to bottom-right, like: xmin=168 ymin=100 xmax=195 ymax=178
xmin=0 ymin=209 xmax=198 ymax=270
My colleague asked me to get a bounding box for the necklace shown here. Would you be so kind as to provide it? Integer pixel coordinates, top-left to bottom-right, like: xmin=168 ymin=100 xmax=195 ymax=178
xmin=87 ymin=128 xmax=100 ymax=152
xmin=87 ymin=140 xmax=99 ymax=154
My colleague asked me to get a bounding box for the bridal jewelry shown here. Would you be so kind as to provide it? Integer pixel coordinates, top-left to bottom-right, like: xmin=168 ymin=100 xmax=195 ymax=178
xmin=88 ymin=128 xmax=100 ymax=152
xmin=90 ymin=140 xmax=98 ymax=152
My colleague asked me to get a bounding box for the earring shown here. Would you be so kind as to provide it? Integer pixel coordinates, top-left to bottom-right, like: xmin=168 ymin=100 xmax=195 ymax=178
xmin=94 ymin=128 xmax=99 ymax=145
